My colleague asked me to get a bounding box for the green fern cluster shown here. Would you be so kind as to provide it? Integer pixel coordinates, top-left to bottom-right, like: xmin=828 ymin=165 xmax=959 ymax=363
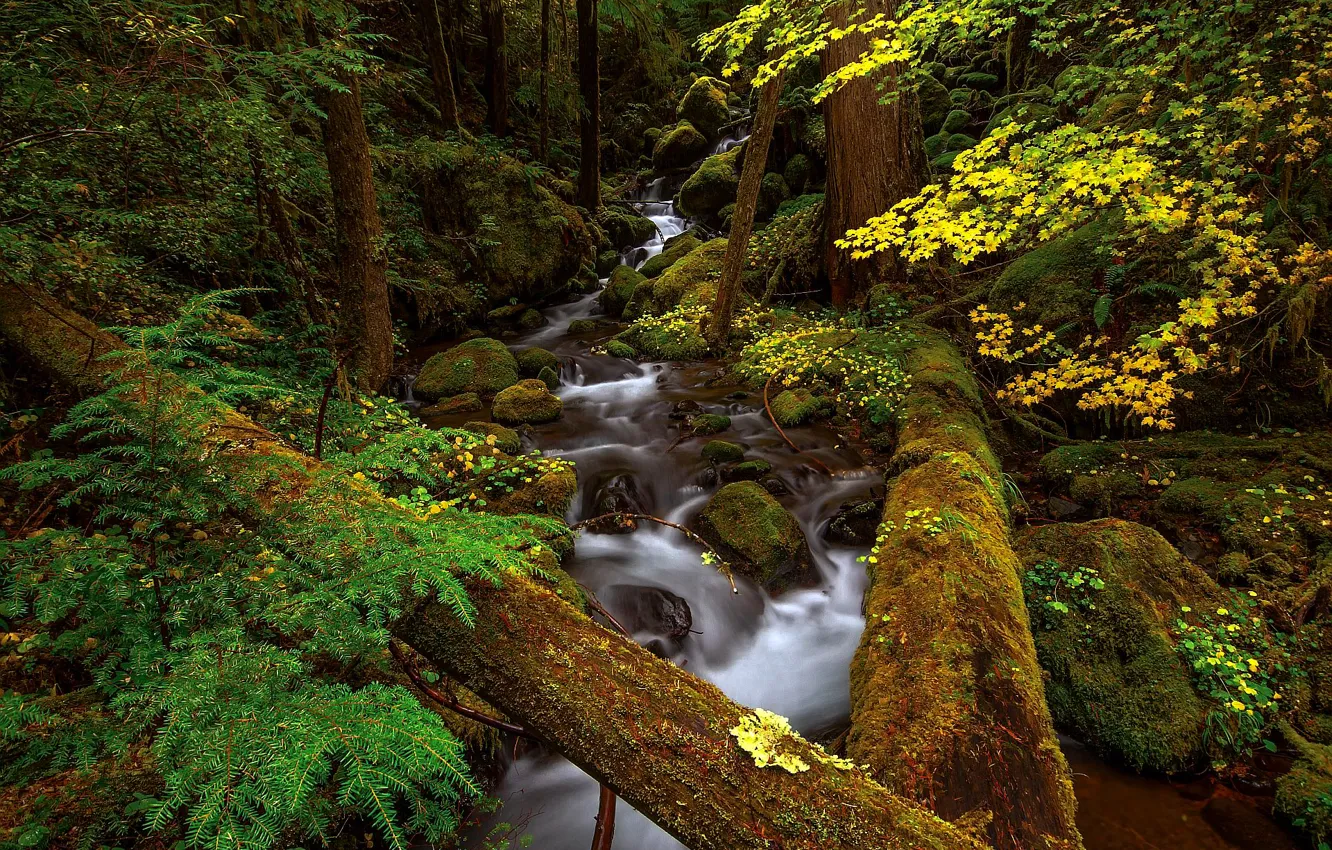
xmin=1 ymin=293 xmax=553 ymax=849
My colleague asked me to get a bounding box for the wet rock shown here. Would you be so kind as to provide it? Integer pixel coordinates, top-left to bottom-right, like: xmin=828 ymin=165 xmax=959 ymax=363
xmin=726 ymin=391 xmax=749 ymax=400
xmin=596 ymin=249 xmax=622 ymax=277
xmin=826 ymin=500 xmax=883 ymax=546
xmin=598 ymin=264 xmax=646 ymax=319
xmin=670 ymin=400 xmax=704 ymax=419
xmin=697 ymin=481 xmax=809 ymax=587
xmin=415 ymin=337 xmax=519 ymax=402
xmin=652 ymin=121 xmax=709 ymax=171
xmin=462 ymin=421 xmax=522 ymax=455
xmin=639 ymin=232 xmax=702 ymax=279
xmin=678 ymin=147 xmax=740 ymax=219
xmin=588 ymin=473 xmax=649 ymax=534
xmin=515 ymin=346 xmax=560 ymax=378
xmin=721 ymin=459 xmax=772 ymax=482
xmin=605 ymin=584 xmax=694 ymax=641
xmin=596 ymin=207 xmax=657 ymax=250
xmin=760 ymin=477 xmax=790 ymax=497
xmin=537 ymin=365 xmax=560 ymax=391
xmin=677 ymin=76 xmax=730 ymax=141
xmin=701 ymin=440 xmax=745 ymax=464
xmin=492 ymin=379 xmax=563 ymax=425
xmin=1046 ymin=496 xmax=1086 ymax=520
xmin=421 ymin=392 xmax=483 ymax=416
xmin=517 ymin=308 xmax=547 ymax=330
xmin=771 ymin=388 xmax=825 ymax=427
xmin=605 ymin=340 xmax=637 ymax=359
xmin=1202 ymin=797 xmax=1296 ymax=850
xmin=689 ymin=413 xmax=731 ymax=435
xmin=567 ymin=318 xmax=615 ymax=334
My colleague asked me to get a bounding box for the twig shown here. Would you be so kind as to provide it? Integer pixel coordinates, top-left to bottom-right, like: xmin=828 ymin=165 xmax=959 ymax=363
xmin=591 ymin=784 xmax=616 ymax=850
xmin=389 ymin=641 xmax=536 ymax=738
xmin=578 ymin=584 xmax=633 ymax=638
xmin=571 ymin=512 xmax=739 ymax=593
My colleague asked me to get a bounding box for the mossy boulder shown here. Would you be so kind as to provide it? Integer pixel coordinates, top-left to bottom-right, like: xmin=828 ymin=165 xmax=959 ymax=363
xmin=942 ymin=109 xmax=970 ymax=133
xmin=677 ymin=76 xmax=731 ymax=140
xmin=484 ymin=461 xmax=578 ymax=517
xmin=770 ymin=388 xmax=825 ymax=427
xmin=415 ymin=338 xmax=519 ymax=402
xmin=756 ymin=173 xmax=791 ymax=221
xmin=597 ymin=207 xmax=658 ymax=250
xmin=917 ymin=75 xmax=952 ymax=135
xmin=652 ymin=121 xmax=709 ymax=171
xmin=702 ymin=440 xmax=746 ymax=464
xmin=640 ymin=232 xmax=703 ymax=279
xmin=615 ymin=321 xmax=709 ymax=361
xmin=723 ymin=459 xmax=773 ymax=482
xmin=697 ymin=481 xmax=809 ymax=587
xmin=1015 ymin=519 xmax=1224 ymax=773
xmin=515 ymin=346 xmax=559 ymax=378
xmin=983 ymin=101 xmax=1058 ymax=138
xmin=595 ymin=249 xmax=622 ymax=276
xmin=598 ymin=264 xmax=646 ymax=318
xmin=537 ymin=365 xmax=560 ymax=391
xmin=639 ymin=239 xmax=729 ymax=313
xmin=421 ymin=392 xmax=483 ymax=416
xmin=957 ymin=71 xmax=1000 ymax=91
xmin=605 ymin=339 xmax=637 ymax=359
xmin=678 ymin=147 xmax=741 ymax=219
xmin=491 ymin=379 xmax=563 ymax=425
xmin=690 ymin=413 xmax=731 ymax=435
xmin=1276 ymin=731 xmax=1332 ymax=848
xmin=783 ymin=154 xmax=811 ymax=195
xmin=923 ymin=132 xmax=950 ymax=159
xmin=988 ymin=218 xmax=1113 ymax=330
xmin=945 ymin=132 xmax=976 ymax=152
xmin=462 ymin=421 xmax=522 ymax=455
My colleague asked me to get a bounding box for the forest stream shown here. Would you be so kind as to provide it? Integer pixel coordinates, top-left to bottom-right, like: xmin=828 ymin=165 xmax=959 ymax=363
xmin=414 ymin=181 xmax=1296 ymax=850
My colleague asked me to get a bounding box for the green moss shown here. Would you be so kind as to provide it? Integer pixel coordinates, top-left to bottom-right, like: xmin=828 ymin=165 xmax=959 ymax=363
xmin=945 ymin=133 xmax=977 ymax=152
xmin=983 ymin=102 xmax=1058 ymax=138
xmin=622 ymin=279 xmax=656 ymax=320
xmin=697 ymin=481 xmax=808 ymax=587
xmin=640 ymin=233 xmax=703 ymax=279
xmin=771 ymin=388 xmax=824 ymax=427
xmin=492 ymin=379 xmax=563 ymax=425
xmin=605 ymin=340 xmax=637 ymax=359
xmin=755 ymin=173 xmax=791 ymax=221
xmin=652 ymin=121 xmax=709 ymax=171
xmin=638 ymin=238 xmax=729 ymax=314
xmin=462 ymin=421 xmax=521 ymax=454
xmin=727 ymin=459 xmax=773 ymax=481
xmin=690 ymin=413 xmax=732 ymax=435
xmin=485 ymin=463 xmax=577 ymax=516
xmin=918 ymin=75 xmax=952 ymax=135
xmin=957 ymin=71 xmax=1000 ymax=90
xmin=598 ymin=264 xmax=646 ymax=318
xmin=678 ymin=147 xmax=741 ymax=219
xmin=515 ymin=346 xmax=560 ymax=377
xmin=1278 ymin=729 xmax=1332 ymax=847
xmin=1016 ymin=520 xmax=1220 ymax=773
xmin=677 ymin=76 xmax=730 ymax=140
xmin=702 ymin=440 xmax=746 ymax=463
xmin=596 ymin=249 xmax=621 ymax=276
xmin=421 ymin=392 xmax=483 ymax=416
xmin=415 ymin=338 xmax=520 ymax=402
xmin=596 ymin=207 xmax=658 ymax=250
xmin=517 ymin=308 xmax=546 ymax=330
xmin=988 ymin=218 xmax=1114 ymax=330
xmin=537 ymin=365 xmax=560 ymax=391
xmin=783 ymin=154 xmax=811 ymax=195
xmin=942 ymin=109 xmax=970 ymax=133
xmin=923 ymin=132 xmax=950 ymax=159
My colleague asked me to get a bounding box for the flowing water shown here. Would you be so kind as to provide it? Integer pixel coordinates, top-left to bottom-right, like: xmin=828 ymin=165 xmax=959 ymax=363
xmin=435 ymin=177 xmax=1292 ymax=850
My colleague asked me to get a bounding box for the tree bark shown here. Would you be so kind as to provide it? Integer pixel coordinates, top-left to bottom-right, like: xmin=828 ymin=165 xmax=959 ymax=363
xmin=1006 ymin=11 xmax=1038 ymax=94
xmin=706 ymin=71 xmax=784 ymax=348
xmin=820 ymin=0 xmax=923 ymax=308
xmin=0 ymin=279 xmax=985 ymax=850
xmin=311 ymin=68 xmax=394 ymax=393
xmin=575 ymin=0 xmax=600 ymax=210
xmin=482 ymin=0 xmax=508 ymax=136
xmin=414 ymin=0 xmax=462 ymax=132
xmin=539 ymin=0 xmax=551 ymax=160
xmin=848 ymin=325 xmax=1084 ymax=850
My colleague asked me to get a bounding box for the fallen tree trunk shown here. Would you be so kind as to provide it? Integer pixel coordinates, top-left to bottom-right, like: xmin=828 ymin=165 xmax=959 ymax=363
xmin=0 ymin=280 xmax=983 ymax=850
xmin=848 ymin=325 xmax=1083 ymax=850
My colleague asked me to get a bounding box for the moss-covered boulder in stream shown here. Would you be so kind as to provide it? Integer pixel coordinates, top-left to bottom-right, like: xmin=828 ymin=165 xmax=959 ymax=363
xmin=639 ymin=238 xmax=728 ymax=310
xmin=605 ymin=339 xmax=637 ymax=359
xmin=1015 ymin=519 xmax=1224 ymax=773
xmin=652 ymin=121 xmax=709 ymax=171
xmin=677 ymin=76 xmax=730 ymax=140
xmin=770 ymin=388 xmax=825 ymax=427
xmin=640 ymin=232 xmax=704 ymax=279
xmin=988 ymin=218 xmax=1113 ymax=330
xmin=678 ymin=147 xmax=740 ymax=219
xmin=515 ymin=346 xmax=560 ymax=378
xmin=479 ymin=457 xmax=578 ymax=517
xmin=598 ymin=264 xmax=646 ymax=318
xmin=697 ymin=482 xmax=809 ymax=587
xmin=689 ymin=413 xmax=732 ymax=435
xmin=462 ymin=421 xmax=522 ymax=455
xmin=492 ymin=379 xmax=563 ymax=425
xmin=596 ymin=207 xmax=658 ymax=250
xmin=702 ymin=440 xmax=746 ymax=463
xmin=415 ymin=338 xmax=519 ymax=402
xmin=420 ymin=392 xmax=482 ymax=416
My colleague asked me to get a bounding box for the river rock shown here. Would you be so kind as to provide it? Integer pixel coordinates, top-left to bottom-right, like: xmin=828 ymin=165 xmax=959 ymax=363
xmin=515 ymin=346 xmax=560 ymax=377
xmin=420 ymin=392 xmax=483 ymax=416
xmin=587 ymin=473 xmax=650 ymax=534
xmin=826 ymin=500 xmax=883 ymax=546
xmin=492 ymin=379 xmax=562 ymax=425
xmin=701 ymin=440 xmax=745 ymax=464
xmin=415 ymin=337 xmax=519 ymax=402
xmin=603 ymin=584 xmax=694 ymax=642
xmin=598 ymin=264 xmax=646 ymax=318
xmin=689 ymin=413 xmax=731 ymax=436
xmin=652 ymin=121 xmax=709 ymax=171
xmin=462 ymin=421 xmax=522 ymax=455
xmin=697 ymin=481 xmax=809 ymax=588
xmin=721 ymin=459 xmax=772 ymax=482
xmin=677 ymin=76 xmax=730 ymax=141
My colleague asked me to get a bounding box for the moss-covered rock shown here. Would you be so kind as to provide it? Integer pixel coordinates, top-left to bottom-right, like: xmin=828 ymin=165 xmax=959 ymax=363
xmin=537 ymin=365 xmax=560 ymax=391
xmin=597 ymin=207 xmax=658 ymax=250
xmin=515 ymin=346 xmax=559 ymax=378
xmin=517 ymin=308 xmax=546 ymax=330
xmin=957 ymin=71 xmax=1000 ymax=91
xmin=702 ymin=440 xmax=746 ymax=463
xmin=462 ymin=421 xmax=522 ymax=455
xmin=983 ymin=101 xmax=1058 ymax=138
xmin=988 ymin=218 xmax=1113 ymax=330
xmin=596 ymin=249 xmax=622 ymax=276
xmin=598 ymin=264 xmax=646 ymax=318
xmin=942 ymin=109 xmax=970 ymax=133
xmin=918 ymin=75 xmax=952 ymax=135
xmin=678 ymin=147 xmax=741 ymax=219
xmin=1276 ymin=730 xmax=1332 ymax=848
xmin=690 ymin=413 xmax=731 ymax=435
xmin=756 ymin=172 xmax=791 ymax=221
xmin=640 ymin=232 xmax=703 ymax=279
xmin=945 ymin=132 xmax=977 ymax=152
xmin=492 ymin=379 xmax=563 ymax=425
xmin=1015 ymin=519 xmax=1222 ymax=773
xmin=421 ymin=392 xmax=483 ymax=416
xmin=652 ymin=121 xmax=709 ymax=171
xmin=770 ymin=388 xmax=825 ymax=427
xmin=923 ymin=132 xmax=950 ymax=159
xmin=621 ymin=280 xmax=656 ymax=321
xmin=697 ymin=481 xmax=808 ymax=587
xmin=783 ymin=153 xmax=811 ymax=195
xmin=723 ymin=459 xmax=773 ymax=481
xmin=484 ymin=461 xmax=577 ymax=517
xmin=677 ymin=76 xmax=730 ymax=140
xmin=618 ymin=323 xmax=709 ymax=361
xmin=639 ymin=238 xmax=728 ymax=312
xmin=415 ymin=338 xmax=520 ymax=402
xmin=605 ymin=339 xmax=637 ymax=359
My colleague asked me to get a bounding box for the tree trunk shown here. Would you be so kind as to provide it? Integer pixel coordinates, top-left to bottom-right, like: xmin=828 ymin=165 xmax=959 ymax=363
xmin=848 ymin=325 xmax=1084 ymax=850
xmin=314 ymin=70 xmax=394 ymax=392
xmin=0 ymin=278 xmax=985 ymax=850
xmin=1006 ymin=11 xmax=1037 ymax=94
xmin=820 ymin=0 xmax=923 ymax=308
xmin=575 ymin=0 xmax=600 ymax=210
xmin=706 ymin=71 xmax=784 ymax=348
xmin=482 ymin=0 xmax=508 ymax=136
xmin=539 ymin=0 xmax=551 ymax=160
xmin=415 ymin=0 xmax=461 ymax=131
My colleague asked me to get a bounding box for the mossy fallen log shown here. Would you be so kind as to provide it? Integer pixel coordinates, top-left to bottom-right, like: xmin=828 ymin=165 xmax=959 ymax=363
xmin=848 ymin=325 xmax=1083 ymax=850
xmin=0 ymin=281 xmax=984 ymax=850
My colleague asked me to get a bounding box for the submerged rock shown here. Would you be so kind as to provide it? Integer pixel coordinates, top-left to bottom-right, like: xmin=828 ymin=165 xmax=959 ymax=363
xmin=492 ymin=379 xmax=563 ymax=425
xmin=689 ymin=413 xmax=731 ymax=436
xmin=697 ymin=481 xmax=808 ymax=587
xmin=605 ymin=585 xmax=694 ymax=642
xmin=587 ymin=473 xmax=650 ymax=533
xmin=415 ymin=338 xmax=519 ymax=402
xmin=721 ymin=459 xmax=772 ymax=482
